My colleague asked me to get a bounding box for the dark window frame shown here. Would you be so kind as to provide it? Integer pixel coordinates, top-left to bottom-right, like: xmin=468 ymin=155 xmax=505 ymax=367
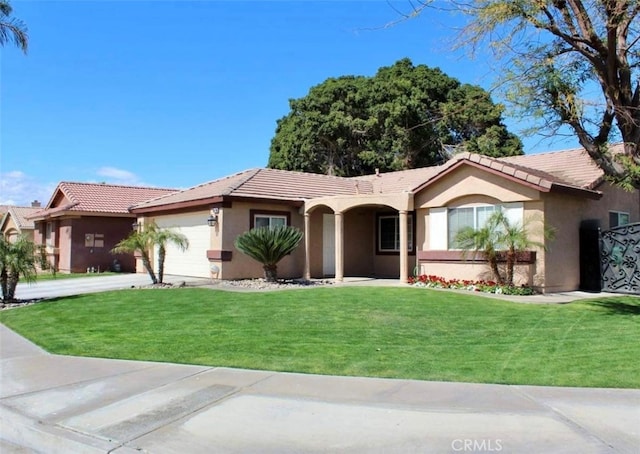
xmin=375 ymin=212 xmax=416 ymax=256
xmin=249 ymin=209 xmax=291 ymax=229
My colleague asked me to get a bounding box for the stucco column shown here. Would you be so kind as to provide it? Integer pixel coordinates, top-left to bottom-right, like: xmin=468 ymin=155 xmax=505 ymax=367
xmin=335 ymin=211 xmax=344 ymax=282
xmin=303 ymin=212 xmax=311 ymax=280
xmin=399 ymin=210 xmax=409 ymax=283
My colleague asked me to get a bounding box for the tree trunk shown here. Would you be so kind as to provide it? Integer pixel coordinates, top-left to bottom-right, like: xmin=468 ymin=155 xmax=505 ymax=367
xmin=263 ymin=264 xmax=278 ymax=283
xmin=140 ymin=252 xmax=158 ymax=284
xmin=1 ymin=267 xmax=8 ymax=303
xmin=488 ymin=257 xmax=504 ymax=285
xmin=158 ymin=246 xmax=165 ymax=284
xmin=6 ymin=271 xmax=19 ymax=302
xmin=506 ymin=248 xmax=516 ymax=287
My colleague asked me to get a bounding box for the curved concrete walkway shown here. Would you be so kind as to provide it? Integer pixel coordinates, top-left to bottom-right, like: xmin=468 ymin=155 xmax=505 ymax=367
xmin=1 ymin=323 xmax=639 ymax=453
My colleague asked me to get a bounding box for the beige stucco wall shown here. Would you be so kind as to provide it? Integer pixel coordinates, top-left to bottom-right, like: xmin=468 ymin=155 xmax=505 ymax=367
xmin=217 ymin=201 xmax=305 ymax=280
xmin=415 ymin=165 xmax=540 ymax=209
xmin=1 ymin=216 xmax=35 ymax=242
xmin=542 ymin=183 xmax=640 ymax=292
xmin=57 ymin=219 xmax=73 ymax=273
xmin=414 ymin=166 xmax=548 ymax=289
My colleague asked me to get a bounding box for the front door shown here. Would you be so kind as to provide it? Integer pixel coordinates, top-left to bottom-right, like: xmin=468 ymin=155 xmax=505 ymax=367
xmin=322 ymin=214 xmax=335 ymax=276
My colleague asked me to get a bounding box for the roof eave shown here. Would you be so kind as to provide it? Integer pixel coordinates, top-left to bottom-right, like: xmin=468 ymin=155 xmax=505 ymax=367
xmin=412 ymin=159 xmax=555 ymax=195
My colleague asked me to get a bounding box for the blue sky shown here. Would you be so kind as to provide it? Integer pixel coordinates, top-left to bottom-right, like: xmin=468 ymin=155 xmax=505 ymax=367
xmin=1 ymin=0 xmax=580 ymax=206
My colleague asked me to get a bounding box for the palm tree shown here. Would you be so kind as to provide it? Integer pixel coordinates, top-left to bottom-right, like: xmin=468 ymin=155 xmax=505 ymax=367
xmin=455 ymin=210 xmax=551 ymax=286
xmin=111 ymin=222 xmax=189 ymax=284
xmin=151 ymin=224 xmax=189 ymax=284
xmin=235 ymin=225 xmax=303 ymax=282
xmin=112 ymin=228 xmax=158 ymax=284
xmin=0 ymin=1 xmax=28 ymax=53
xmin=0 ymin=234 xmax=37 ymax=302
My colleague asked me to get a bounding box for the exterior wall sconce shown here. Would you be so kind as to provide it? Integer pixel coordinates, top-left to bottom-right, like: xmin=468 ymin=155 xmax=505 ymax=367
xmin=207 ymin=207 xmax=219 ymax=227
xmin=132 ymin=222 xmax=140 ymax=231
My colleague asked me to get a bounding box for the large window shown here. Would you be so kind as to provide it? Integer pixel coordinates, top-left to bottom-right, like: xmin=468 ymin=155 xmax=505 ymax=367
xmin=378 ymin=214 xmax=413 ymax=253
xmin=429 ymin=203 xmax=523 ymax=250
xmin=447 ymin=205 xmax=498 ymax=248
xmin=609 ymin=211 xmax=630 ymax=228
xmin=250 ymin=210 xmax=290 ymax=229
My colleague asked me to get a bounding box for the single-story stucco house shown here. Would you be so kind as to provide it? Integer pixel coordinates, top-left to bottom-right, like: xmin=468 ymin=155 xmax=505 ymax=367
xmin=28 ymin=182 xmax=176 ymax=273
xmin=1 ymin=202 xmax=42 ymax=243
xmin=130 ymin=144 xmax=639 ymax=293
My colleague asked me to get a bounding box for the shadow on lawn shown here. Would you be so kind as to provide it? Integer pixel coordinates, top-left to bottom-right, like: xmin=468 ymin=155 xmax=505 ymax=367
xmin=585 ymin=297 xmax=640 ymax=316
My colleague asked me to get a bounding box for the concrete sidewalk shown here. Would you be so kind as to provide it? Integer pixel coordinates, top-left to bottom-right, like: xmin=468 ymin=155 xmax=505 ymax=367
xmin=1 ymin=324 xmax=638 ymax=453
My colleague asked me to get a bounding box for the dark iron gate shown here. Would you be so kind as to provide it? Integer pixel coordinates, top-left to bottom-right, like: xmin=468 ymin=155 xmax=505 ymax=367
xmin=600 ymin=222 xmax=640 ymax=294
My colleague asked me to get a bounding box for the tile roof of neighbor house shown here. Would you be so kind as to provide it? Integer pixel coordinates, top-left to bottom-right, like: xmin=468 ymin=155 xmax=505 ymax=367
xmin=2 ymin=206 xmax=41 ymax=230
xmin=29 ymin=182 xmax=177 ymax=219
xmin=132 ymin=144 xmax=613 ymax=212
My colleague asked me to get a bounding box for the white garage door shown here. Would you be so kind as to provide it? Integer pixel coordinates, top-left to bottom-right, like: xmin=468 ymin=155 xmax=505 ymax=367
xmin=154 ymin=212 xmax=211 ymax=278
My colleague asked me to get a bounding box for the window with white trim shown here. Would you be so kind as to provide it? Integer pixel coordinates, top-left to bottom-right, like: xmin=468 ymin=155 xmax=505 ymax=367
xmin=609 ymin=211 xmax=630 ymax=228
xmin=254 ymin=214 xmax=287 ymax=229
xmin=447 ymin=205 xmax=498 ymax=248
xmin=378 ymin=214 xmax=413 ymax=252
xmin=429 ymin=202 xmax=523 ymax=250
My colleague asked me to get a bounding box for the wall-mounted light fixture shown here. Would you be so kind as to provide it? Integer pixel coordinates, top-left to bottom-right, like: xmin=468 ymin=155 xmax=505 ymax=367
xmin=207 ymin=207 xmax=220 ymax=227
xmin=132 ymin=222 xmax=140 ymax=231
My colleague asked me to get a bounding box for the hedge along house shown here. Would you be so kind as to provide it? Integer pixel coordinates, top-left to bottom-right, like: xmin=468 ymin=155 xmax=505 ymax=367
xmin=130 ymin=145 xmax=639 ymax=293
xmin=28 ymin=182 xmax=177 ymax=273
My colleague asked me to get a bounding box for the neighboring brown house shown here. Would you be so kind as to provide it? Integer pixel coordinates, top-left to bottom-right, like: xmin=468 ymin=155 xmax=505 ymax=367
xmin=0 ymin=202 xmax=42 ymax=242
xmin=29 ymin=182 xmax=176 ymax=273
xmin=130 ymin=144 xmax=639 ymax=293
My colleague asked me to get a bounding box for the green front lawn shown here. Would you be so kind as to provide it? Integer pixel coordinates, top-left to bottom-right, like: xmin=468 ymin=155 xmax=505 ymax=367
xmin=1 ymin=287 xmax=638 ymax=388
xmin=35 ymin=271 xmax=121 ymax=281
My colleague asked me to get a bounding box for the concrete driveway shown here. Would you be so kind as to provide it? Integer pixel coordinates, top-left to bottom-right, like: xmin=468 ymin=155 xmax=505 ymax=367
xmin=14 ymin=273 xmax=208 ymax=300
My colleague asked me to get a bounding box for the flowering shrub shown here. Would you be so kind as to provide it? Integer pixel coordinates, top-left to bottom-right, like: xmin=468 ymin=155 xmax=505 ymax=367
xmin=408 ymin=274 xmax=536 ymax=296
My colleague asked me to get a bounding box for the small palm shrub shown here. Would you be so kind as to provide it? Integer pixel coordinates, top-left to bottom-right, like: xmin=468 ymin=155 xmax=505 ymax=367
xmin=235 ymin=226 xmax=303 ymax=282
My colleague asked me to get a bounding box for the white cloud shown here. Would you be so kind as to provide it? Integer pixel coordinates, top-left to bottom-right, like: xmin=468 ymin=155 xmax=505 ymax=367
xmin=95 ymin=166 xmax=149 ymax=186
xmin=0 ymin=170 xmax=55 ymax=207
xmin=97 ymin=166 xmax=138 ymax=181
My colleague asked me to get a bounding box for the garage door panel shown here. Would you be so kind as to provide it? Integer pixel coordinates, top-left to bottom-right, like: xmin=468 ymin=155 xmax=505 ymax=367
xmin=155 ymin=213 xmax=211 ymax=278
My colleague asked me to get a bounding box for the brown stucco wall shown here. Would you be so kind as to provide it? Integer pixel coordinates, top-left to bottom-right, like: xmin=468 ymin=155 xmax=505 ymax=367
xmin=66 ymin=217 xmax=136 ymax=273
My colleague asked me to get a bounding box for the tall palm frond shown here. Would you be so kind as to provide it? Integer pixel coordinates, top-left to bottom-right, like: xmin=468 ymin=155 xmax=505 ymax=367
xmin=0 ymin=1 xmax=28 ymax=53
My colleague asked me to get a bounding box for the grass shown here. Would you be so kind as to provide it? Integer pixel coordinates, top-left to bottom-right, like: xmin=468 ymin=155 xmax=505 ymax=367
xmin=34 ymin=271 xmax=121 ymax=281
xmin=1 ymin=287 xmax=638 ymax=388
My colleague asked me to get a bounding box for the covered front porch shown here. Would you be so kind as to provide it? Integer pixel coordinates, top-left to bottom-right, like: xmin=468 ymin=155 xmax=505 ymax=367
xmin=301 ymin=193 xmax=415 ymax=283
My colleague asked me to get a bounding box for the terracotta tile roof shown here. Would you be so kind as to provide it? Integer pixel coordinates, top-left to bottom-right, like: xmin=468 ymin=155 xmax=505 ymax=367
xmin=354 ymin=166 xmax=442 ymax=194
xmin=29 ymin=182 xmax=177 ymax=219
xmin=499 ymin=145 xmax=609 ymax=189
xmin=4 ymin=206 xmax=41 ymax=229
xmin=133 ymin=143 xmax=613 ymax=212
xmin=132 ymin=168 xmax=370 ymax=210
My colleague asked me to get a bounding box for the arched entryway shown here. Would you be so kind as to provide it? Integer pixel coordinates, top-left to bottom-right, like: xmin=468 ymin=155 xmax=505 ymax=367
xmin=303 ymin=193 xmax=414 ymax=283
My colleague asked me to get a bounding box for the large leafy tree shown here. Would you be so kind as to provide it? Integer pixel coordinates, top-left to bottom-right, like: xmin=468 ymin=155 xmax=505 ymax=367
xmin=235 ymin=226 xmax=303 ymax=282
xmin=0 ymin=235 xmax=37 ymax=303
xmin=0 ymin=1 xmax=28 ymax=53
xmin=402 ymin=1 xmax=640 ymax=188
xmin=269 ymin=58 xmax=522 ymax=176
xmin=112 ymin=222 xmax=189 ymax=284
